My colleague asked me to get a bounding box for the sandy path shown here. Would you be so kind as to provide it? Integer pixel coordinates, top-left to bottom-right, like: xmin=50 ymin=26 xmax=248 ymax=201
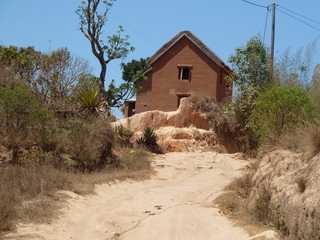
xmin=5 ymin=152 xmax=251 ymax=240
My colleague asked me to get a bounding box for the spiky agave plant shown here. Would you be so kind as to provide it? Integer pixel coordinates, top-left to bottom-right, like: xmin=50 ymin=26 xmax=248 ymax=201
xmin=137 ymin=127 xmax=162 ymax=153
xmin=78 ymin=85 xmax=101 ymax=113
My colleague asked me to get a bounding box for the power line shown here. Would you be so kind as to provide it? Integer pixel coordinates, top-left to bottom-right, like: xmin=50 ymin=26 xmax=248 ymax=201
xmin=278 ymin=5 xmax=320 ymax=26
xmin=240 ymin=0 xmax=268 ymax=9
xmin=278 ymin=8 xmax=320 ymax=32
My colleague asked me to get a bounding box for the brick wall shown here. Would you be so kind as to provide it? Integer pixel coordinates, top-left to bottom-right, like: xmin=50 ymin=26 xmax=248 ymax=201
xmin=136 ymin=36 xmax=229 ymax=113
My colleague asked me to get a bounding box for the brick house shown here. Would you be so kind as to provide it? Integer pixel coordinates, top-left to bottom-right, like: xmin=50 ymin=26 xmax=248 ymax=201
xmin=124 ymin=31 xmax=232 ymax=117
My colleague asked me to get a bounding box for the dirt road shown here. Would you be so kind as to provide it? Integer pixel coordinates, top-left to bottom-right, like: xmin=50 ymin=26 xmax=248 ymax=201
xmin=5 ymin=152 xmax=251 ymax=240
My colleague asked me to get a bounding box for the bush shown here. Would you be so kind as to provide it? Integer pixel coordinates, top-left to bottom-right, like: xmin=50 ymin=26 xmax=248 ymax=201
xmin=118 ymin=148 xmax=151 ymax=171
xmin=76 ymin=75 xmax=102 ymax=113
xmin=279 ymin=124 xmax=320 ymax=158
xmin=57 ymin=117 xmax=115 ymax=171
xmin=190 ymin=96 xmax=257 ymax=153
xmin=137 ymin=128 xmax=162 ymax=154
xmin=0 ymin=84 xmax=50 ymax=137
xmin=249 ymin=85 xmax=314 ymax=144
xmin=252 ymin=186 xmax=272 ymax=223
xmin=114 ymin=125 xmax=133 ymax=147
xmin=0 ymin=84 xmax=53 ymax=163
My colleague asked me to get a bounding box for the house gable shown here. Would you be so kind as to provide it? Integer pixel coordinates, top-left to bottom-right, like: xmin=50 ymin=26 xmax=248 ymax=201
xmin=148 ymin=31 xmax=231 ymax=73
xmin=134 ymin=31 xmax=232 ymax=115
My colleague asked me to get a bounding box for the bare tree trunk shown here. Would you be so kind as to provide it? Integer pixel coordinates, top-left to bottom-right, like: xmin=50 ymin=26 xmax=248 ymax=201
xmin=99 ymin=63 xmax=107 ymax=93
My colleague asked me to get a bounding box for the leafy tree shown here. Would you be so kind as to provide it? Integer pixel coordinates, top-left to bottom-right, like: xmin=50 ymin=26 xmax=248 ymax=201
xmin=226 ymin=37 xmax=271 ymax=150
xmin=122 ymin=58 xmax=149 ymax=88
xmin=249 ymin=85 xmax=314 ymax=142
xmin=36 ymin=48 xmax=89 ymax=108
xmin=0 ymin=46 xmax=41 ymax=83
xmin=229 ymin=36 xmax=270 ymax=92
xmin=77 ymin=0 xmax=134 ymax=95
xmin=0 ymin=46 xmax=89 ymax=109
xmin=104 ymin=58 xmax=149 ymax=107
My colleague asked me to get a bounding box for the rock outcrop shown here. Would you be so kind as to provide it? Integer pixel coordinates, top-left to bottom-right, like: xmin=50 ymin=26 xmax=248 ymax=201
xmin=248 ymin=150 xmax=320 ymax=240
xmin=113 ymin=98 xmax=209 ymax=132
xmin=133 ymin=127 xmax=222 ymax=153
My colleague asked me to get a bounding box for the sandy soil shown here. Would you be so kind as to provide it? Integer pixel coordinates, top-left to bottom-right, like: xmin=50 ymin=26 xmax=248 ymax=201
xmin=5 ymin=152 xmax=253 ymax=240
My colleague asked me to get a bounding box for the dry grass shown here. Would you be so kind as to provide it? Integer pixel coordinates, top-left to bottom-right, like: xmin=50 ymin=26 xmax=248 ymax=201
xmin=69 ymin=148 xmax=153 ymax=195
xmin=277 ymin=124 xmax=320 ymax=159
xmin=0 ymin=148 xmax=153 ymax=234
xmin=0 ymin=164 xmax=70 ymax=232
xmin=214 ymin=161 xmax=269 ymax=236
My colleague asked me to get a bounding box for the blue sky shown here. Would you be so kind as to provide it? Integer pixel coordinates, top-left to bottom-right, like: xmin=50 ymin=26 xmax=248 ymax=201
xmin=1 ymin=0 xmax=320 ymax=113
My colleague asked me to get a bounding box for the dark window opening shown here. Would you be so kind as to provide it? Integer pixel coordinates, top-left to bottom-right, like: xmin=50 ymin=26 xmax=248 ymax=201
xmin=178 ymin=67 xmax=191 ymax=80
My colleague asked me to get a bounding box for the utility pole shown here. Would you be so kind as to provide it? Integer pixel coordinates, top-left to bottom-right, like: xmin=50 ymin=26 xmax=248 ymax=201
xmin=270 ymin=0 xmax=276 ymax=81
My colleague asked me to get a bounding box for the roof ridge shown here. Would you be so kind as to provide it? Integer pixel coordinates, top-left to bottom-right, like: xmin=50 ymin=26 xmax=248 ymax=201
xmin=148 ymin=31 xmax=231 ymax=72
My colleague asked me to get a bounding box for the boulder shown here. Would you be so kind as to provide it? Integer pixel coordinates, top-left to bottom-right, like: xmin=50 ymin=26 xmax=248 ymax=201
xmin=248 ymin=150 xmax=320 ymax=240
xmin=113 ymin=98 xmax=209 ymax=132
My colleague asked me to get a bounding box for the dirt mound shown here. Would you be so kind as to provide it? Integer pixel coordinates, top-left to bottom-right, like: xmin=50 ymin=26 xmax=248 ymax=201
xmin=113 ymin=98 xmax=209 ymax=132
xmin=133 ymin=127 xmax=223 ymax=153
xmin=248 ymin=150 xmax=320 ymax=240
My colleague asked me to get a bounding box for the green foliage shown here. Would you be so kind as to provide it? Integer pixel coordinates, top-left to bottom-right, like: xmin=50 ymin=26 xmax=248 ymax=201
xmin=105 ymin=26 xmax=135 ymax=61
xmin=229 ymin=36 xmax=270 ymax=91
xmin=77 ymin=0 xmax=135 ymax=107
xmin=226 ymin=37 xmax=272 ymax=151
xmin=310 ymin=65 xmax=320 ymax=113
xmin=0 ymin=46 xmax=89 ymax=110
xmin=105 ymin=58 xmax=149 ymax=108
xmin=0 ymin=46 xmax=41 ymax=82
xmin=249 ymin=85 xmax=314 ymax=142
xmin=78 ymin=88 xmax=100 ymax=111
xmin=0 ymin=84 xmax=50 ymax=149
xmin=234 ymin=85 xmax=258 ymax=129
xmin=77 ymin=75 xmax=101 ymax=112
xmin=122 ymin=58 xmax=149 ymax=90
xmin=137 ymin=128 xmax=162 ymax=154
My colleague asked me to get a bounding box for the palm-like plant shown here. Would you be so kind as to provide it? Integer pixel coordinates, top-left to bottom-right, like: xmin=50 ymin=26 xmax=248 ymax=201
xmin=137 ymin=128 xmax=162 ymax=153
xmin=77 ymin=74 xmax=102 ymax=113
xmin=78 ymin=87 xmax=100 ymax=112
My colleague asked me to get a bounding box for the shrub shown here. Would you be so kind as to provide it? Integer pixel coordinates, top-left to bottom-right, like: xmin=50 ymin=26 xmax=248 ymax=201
xmin=0 ymin=84 xmax=52 ymax=164
xmin=249 ymin=85 xmax=314 ymax=144
xmin=76 ymin=75 xmax=101 ymax=113
xmin=137 ymin=128 xmax=162 ymax=154
xmin=56 ymin=117 xmax=115 ymax=171
xmin=227 ymin=173 xmax=253 ymax=199
xmin=114 ymin=125 xmax=133 ymax=147
xmin=78 ymin=86 xmax=100 ymax=112
xmin=190 ymin=96 xmax=257 ymax=153
xmin=279 ymin=124 xmax=320 ymax=158
xmin=0 ymin=84 xmax=49 ymax=135
xmin=118 ymin=148 xmax=151 ymax=171
xmin=253 ymin=186 xmax=272 ymax=223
